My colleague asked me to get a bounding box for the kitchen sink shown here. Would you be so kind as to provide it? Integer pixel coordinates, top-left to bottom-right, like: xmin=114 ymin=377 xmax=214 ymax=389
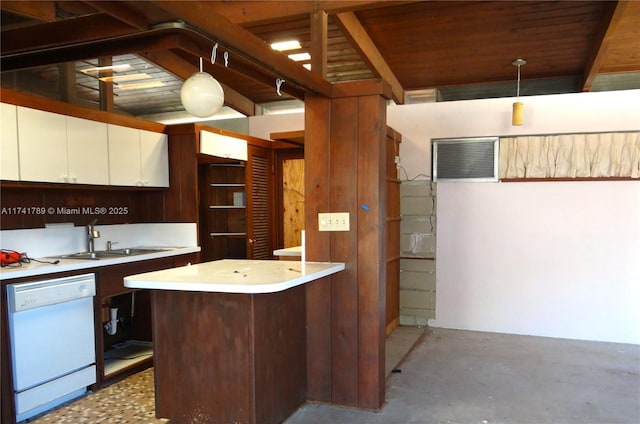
xmin=57 ymin=248 xmax=168 ymax=260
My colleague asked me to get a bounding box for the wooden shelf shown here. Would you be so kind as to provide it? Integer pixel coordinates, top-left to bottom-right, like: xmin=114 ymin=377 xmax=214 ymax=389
xmin=103 ymin=340 xmax=153 ymax=378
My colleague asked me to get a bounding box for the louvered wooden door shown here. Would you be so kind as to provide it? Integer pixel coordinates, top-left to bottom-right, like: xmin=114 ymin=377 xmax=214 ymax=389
xmin=246 ymin=145 xmax=273 ymax=259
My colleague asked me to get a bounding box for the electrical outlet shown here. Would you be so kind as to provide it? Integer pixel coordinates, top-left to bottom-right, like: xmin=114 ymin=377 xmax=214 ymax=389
xmin=318 ymin=212 xmax=350 ymax=231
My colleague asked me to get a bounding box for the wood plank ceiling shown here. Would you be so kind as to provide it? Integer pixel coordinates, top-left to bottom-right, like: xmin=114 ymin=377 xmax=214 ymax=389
xmin=1 ymin=1 xmax=639 ymax=120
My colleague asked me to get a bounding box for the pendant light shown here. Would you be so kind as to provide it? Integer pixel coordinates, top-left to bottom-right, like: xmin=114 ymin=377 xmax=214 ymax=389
xmin=180 ymin=57 xmax=224 ymax=118
xmin=511 ymin=58 xmax=526 ymax=126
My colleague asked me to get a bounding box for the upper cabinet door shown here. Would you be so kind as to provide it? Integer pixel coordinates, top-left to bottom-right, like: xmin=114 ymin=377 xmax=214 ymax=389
xmin=66 ymin=116 xmax=109 ymax=185
xmin=139 ymin=130 xmax=169 ymax=187
xmin=17 ymin=107 xmax=68 ymax=183
xmin=200 ymin=130 xmax=248 ymax=161
xmin=108 ymin=124 xmax=141 ymax=186
xmin=1 ymin=103 xmax=20 ymax=181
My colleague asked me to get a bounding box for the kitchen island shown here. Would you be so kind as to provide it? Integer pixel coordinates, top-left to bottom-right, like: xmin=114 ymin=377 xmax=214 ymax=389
xmin=124 ymin=259 xmax=345 ymax=424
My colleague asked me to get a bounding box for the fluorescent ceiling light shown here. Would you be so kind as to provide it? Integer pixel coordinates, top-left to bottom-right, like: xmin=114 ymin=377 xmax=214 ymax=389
xmin=81 ymin=64 xmax=132 ymax=74
xmin=116 ymin=80 xmax=166 ymax=90
xmin=303 ymin=64 xmax=312 ymax=70
xmin=98 ymin=73 xmax=151 ymax=83
xmin=288 ymin=52 xmax=311 ymax=62
xmin=271 ymin=40 xmax=301 ymax=51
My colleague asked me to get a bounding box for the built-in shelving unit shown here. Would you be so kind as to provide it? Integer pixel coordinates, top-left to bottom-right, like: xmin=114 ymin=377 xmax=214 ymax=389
xmin=200 ymin=162 xmax=248 ymax=260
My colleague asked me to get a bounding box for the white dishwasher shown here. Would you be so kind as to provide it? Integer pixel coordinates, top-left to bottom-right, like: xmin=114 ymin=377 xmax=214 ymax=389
xmin=6 ymin=273 xmax=97 ymax=422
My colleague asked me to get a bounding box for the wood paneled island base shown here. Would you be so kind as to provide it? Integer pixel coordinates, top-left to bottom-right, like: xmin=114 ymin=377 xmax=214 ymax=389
xmin=124 ymin=260 xmax=345 ymax=424
xmin=151 ymin=286 xmax=306 ymax=424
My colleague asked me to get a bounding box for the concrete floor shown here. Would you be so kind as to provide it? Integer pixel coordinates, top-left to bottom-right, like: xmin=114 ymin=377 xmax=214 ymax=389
xmin=286 ymin=327 xmax=640 ymax=424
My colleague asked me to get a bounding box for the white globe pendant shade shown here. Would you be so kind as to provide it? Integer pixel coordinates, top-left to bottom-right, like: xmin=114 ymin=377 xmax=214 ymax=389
xmin=180 ymin=72 xmax=224 ymax=118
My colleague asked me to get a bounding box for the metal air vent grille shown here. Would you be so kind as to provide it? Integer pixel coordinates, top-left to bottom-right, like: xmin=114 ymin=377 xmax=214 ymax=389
xmin=433 ymin=137 xmax=499 ymax=181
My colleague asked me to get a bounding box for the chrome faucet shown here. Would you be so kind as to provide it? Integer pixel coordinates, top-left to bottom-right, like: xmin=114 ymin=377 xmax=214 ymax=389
xmin=87 ymin=219 xmax=100 ymax=253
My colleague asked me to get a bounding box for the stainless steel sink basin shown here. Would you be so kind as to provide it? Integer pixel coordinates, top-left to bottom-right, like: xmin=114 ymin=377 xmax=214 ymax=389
xmin=57 ymin=248 xmax=167 ymax=260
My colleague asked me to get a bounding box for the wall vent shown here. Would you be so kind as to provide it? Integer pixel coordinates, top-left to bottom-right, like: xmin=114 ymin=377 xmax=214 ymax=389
xmin=432 ymin=137 xmax=499 ymax=182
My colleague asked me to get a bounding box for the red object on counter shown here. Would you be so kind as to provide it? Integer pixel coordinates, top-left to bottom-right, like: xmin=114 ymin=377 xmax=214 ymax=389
xmin=1 ymin=250 xmax=24 ymax=265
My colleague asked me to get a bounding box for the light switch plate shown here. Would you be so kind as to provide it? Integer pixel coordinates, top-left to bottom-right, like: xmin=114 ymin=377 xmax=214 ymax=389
xmin=318 ymin=212 xmax=350 ymax=231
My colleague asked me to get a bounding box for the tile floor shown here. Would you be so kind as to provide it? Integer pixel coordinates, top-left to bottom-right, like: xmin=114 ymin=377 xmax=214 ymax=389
xmin=29 ymin=367 xmax=166 ymax=423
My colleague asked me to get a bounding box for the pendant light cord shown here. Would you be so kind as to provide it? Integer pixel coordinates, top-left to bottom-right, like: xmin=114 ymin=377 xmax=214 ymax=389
xmin=516 ymin=64 xmax=521 ymax=100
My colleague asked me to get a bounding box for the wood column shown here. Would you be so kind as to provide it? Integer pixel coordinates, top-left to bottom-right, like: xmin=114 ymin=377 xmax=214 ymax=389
xmin=305 ymin=80 xmax=390 ymax=410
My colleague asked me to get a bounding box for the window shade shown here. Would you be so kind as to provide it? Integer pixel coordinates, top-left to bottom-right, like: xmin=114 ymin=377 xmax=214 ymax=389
xmin=499 ymin=132 xmax=640 ymax=179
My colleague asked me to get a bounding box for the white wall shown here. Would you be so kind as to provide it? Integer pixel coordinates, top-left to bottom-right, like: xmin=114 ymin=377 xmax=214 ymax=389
xmin=388 ymin=90 xmax=640 ymax=344
xmin=247 ymin=91 xmax=640 ymax=344
xmin=248 ymin=112 xmax=304 ymax=141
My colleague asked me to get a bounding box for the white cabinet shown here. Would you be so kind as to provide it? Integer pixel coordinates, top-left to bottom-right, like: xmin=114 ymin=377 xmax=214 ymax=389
xmin=17 ymin=107 xmax=69 ymax=183
xmin=1 ymin=103 xmax=19 ymax=180
xmin=107 ymin=124 xmax=140 ymax=186
xmin=200 ymin=130 xmax=248 ymax=161
xmin=140 ymin=129 xmax=169 ymax=187
xmin=16 ymin=107 xmax=110 ymax=184
xmin=108 ymin=124 xmax=168 ymax=187
xmin=4 ymin=104 xmax=167 ymax=187
xmin=66 ymin=116 xmax=109 ymax=185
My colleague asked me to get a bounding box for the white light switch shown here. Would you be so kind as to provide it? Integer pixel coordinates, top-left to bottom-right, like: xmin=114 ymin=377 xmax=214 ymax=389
xmin=318 ymin=212 xmax=350 ymax=231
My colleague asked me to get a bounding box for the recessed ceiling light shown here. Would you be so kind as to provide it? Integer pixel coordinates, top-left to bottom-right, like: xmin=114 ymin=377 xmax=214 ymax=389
xmin=81 ymin=64 xmax=133 ymax=74
xmin=303 ymin=64 xmax=312 ymax=70
xmin=98 ymin=73 xmax=151 ymax=83
xmin=288 ymin=52 xmax=311 ymax=62
xmin=271 ymin=40 xmax=301 ymax=51
xmin=116 ymin=81 xmax=166 ymax=90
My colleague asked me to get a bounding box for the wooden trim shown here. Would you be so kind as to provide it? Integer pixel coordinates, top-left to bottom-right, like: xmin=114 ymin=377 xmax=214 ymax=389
xmin=0 ymin=88 xmax=166 ymax=132
xmin=501 ymin=177 xmax=638 ymax=182
xmin=385 ymin=318 xmax=400 ymax=336
xmin=0 ymin=180 xmax=167 ymax=191
xmin=331 ymin=79 xmax=392 ymax=100
xmin=270 ymin=130 xmax=305 ymax=146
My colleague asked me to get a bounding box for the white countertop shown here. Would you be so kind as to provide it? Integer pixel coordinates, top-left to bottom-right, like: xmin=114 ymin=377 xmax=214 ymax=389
xmin=273 ymin=246 xmax=302 ymax=257
xmin=0 ymin=246 xmax=200 ymax=280
xmin=124 ymin=259 xmax=345 ymax=294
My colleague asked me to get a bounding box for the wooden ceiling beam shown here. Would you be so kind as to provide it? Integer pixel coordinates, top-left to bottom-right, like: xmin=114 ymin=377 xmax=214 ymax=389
xmin=0 ymin=14 xmax=141 ymax=55
xmin=204 ymin=1 xmax=417 ymax=26
xmin=174 ymin=33 xmax=307 ymax=100
xmin=582 ymin=1 xmax=629 ymax=91
xmin=310 ymin=6 xmax=328 ymax=78
xmin=333 ymin=12 xmax=403 ymax=103
xmin=0 ymin=30 xmax=179 ymax=71
xmin=154 ymin=1 xmax=333 ymax=98
xmin=82 ymin=1 xmax=149 ymax=30
xmin=0 ymin=1 xmax=56 ymax=21
xmin=141 ymin=49 xmax=256 ymax=116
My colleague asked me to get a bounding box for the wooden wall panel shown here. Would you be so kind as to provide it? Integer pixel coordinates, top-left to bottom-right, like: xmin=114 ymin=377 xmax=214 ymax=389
xmin=0 ymin=186 xmax=165 ymax=230
xmin=164 ymin=131 xmax=199 ymax=223
xmin=305 ymin=83 xmax=389 ymax=411
xmin=329 ymin=96 xmax=359 ymax=406
xmin=356 ymin=95 xmax=387 ymax=409
xmin=253 ymin=286 xmax=307 ymax=424
xmin=304 ymin=95 xmax=333 ymax=402
xmin=152 ymin=291 xmax=253 ymax=423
